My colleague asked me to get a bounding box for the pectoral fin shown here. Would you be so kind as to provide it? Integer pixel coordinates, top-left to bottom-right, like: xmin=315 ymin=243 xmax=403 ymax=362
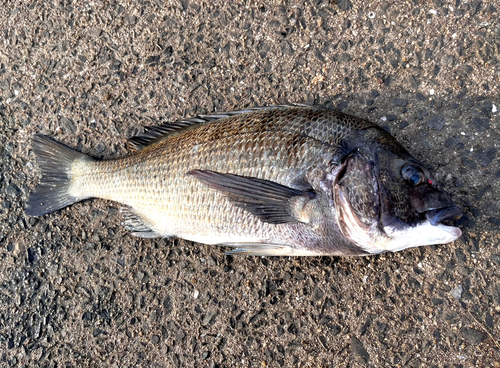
xmin=187 ymin=170 xmax=315 ymax=224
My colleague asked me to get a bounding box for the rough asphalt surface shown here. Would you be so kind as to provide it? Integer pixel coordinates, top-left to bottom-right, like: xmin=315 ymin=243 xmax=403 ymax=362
xmin=0 ymin=0 xmax=499 ymax=367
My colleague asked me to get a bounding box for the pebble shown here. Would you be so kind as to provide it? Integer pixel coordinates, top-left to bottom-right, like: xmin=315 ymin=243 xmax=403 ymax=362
xmin=351 ymin=337 xmax=370 ymax=364
xmin=5 ymin=184 xmax=21 ymax=197
xmin=163 ymin=295 xmax=173 ymax=315
xmin=473 ymin=147 xmax=496 ymax=166
xmin=491 ymin=254 xmax=500 ymax=265
xmin=337 ymin=101 xmax=348 ymax=110
xmin=451 ymin=285 xmax=463 ymax=300
xmin=461 ymin=327 xmax=485 ymax=344
xmin=393 ymin=98 xmax=408 ymax=107
xmin=60 ymin=117 xmax=77 ymax=134
xmin=399 ymin=121 xmax=409 ymax=129
xmin=470 ymin=117 xmax=489 ymax=130
xmin=488 ymin=217 xmax=500 ymax=225
xmin=426 ymin=114 xmax=445 ymax=130
xmin=445 ymin=136 xmax=464 ymax=150
xmin=337 ymin=0 xmax=352 ymax=11
xmin=455 ymin=249 xmax=467 ymax=263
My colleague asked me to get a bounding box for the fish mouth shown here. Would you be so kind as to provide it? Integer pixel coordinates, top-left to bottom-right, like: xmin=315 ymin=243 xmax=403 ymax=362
xmin=425 ymin=205 xmax=463 ymax=226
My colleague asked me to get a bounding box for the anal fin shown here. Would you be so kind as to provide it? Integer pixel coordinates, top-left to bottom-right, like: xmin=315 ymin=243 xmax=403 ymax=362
xmin=120 ymin=207 xmax=162 ymax=239
xmin=221 ymin=243 xmax=320 ymax=256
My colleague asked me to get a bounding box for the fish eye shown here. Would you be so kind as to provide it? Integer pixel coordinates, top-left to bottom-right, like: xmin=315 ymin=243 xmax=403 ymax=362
xmin=402 ymin=165 xmax=426 ymax=186
xmin=409 ymin=173 xmax=424 ymax=185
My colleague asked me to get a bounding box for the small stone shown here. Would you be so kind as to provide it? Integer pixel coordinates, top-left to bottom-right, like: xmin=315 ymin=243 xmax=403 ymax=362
xmin=399 ymin=121 xmax=409 ymax=129
xmin=93 ymin=329 xmax=106 ymax=337
xmin=462 ymin=157 xmax=477 ymax=169
xmin=461 ymin=327 xmax=485 ymax=344
xmin=473 ymin=147 xmax=496 ymax=166
xmin=470 ymin=117 xmax=489 ymax=130
xmin=202 ymin=309 xmax=217 ymax=326
xmin=455 ymin=248 xmax=467 ymax=263
xmin=445 ymin=136 xmax=464 ymax=150
xmin=163 ymin=295 xmax=173 ymax=315
xmin=427 ymin=114 xmax=445 ymax=130
xmin=146 ymin=55 xmax=161 ymax=65
xmin=60 ymin=117 xmax=77 ymax=134
xmin=313 ymin=287 xmax=324 ymax=301
xmin=337 ymin=0 xmax=352 ymax=11
xmin=287 ymin=324 xmax=298 ymax=334
xmin=393 ymin=98 xmax=408 ymax=107
xmin=27 ymin=247 xmax=38 ymax=264
xmin=417 ymin=109 xmax=428 ymax=120
xmin=337 ymin=101 xmax=348 ymax=110
xmin=351 ymin=337 xmax=370 ymax=364
xmin=485 ymin=313 xmax=494 ymax=328
xmin=451 ymin=285 xmax=463 ymax=299
xmin=89 ymin=28 xmax=102 ymax=38
xmin=488 ymin=217 xmax=500 ymax=225
xmin=5 ymin=184 xmax=20 ymax=197
xmin=431 ymin=298 xmax=444 ymax=305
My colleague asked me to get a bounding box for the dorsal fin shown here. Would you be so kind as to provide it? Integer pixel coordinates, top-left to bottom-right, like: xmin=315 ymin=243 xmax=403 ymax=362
xmin=127 ymin=120 xmax=202 ymax=151
xmin=127 ymin=104 xmax=313 ymax=151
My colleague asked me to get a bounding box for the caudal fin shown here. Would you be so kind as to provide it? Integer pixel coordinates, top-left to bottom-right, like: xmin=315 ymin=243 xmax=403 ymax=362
xmin=26 ymin=135 xmax=93 ymax=216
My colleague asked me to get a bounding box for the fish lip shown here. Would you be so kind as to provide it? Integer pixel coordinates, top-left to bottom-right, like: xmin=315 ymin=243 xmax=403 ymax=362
xmin=425 ymin=205 xmax=462 ymax=226
xmin=437 ymin=222 xmax=462 ymax=240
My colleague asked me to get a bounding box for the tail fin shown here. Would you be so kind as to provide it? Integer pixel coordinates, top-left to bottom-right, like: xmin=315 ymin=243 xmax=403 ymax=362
xmin=26 ymin=135 xmax=93 ymax=216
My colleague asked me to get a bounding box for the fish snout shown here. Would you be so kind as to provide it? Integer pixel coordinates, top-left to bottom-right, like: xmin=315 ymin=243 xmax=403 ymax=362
xmin=425 ymin=205 xmax=462 ymax=226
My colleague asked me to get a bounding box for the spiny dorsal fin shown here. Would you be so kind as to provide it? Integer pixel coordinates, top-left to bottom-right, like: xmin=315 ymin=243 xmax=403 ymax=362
xmin=127 ymin=105 xmax=314 ymax=151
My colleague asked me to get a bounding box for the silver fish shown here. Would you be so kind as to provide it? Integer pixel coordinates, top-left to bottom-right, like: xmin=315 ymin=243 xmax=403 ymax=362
xmin=26 ymin=106 xmax=462 ymax=256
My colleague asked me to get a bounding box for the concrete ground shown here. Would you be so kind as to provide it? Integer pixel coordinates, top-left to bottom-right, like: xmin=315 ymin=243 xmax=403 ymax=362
xmin=0 ymin=0 xmax=499 ymax=367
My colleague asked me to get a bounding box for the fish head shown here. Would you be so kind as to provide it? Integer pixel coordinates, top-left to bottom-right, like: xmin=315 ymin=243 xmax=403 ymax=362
xmin=333 ymin=129 xmax=462 ymax=254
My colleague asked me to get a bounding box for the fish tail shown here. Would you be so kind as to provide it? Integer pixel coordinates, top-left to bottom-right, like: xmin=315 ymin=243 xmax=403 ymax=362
xmin=26 ymin=135 xmax=93 ymax=216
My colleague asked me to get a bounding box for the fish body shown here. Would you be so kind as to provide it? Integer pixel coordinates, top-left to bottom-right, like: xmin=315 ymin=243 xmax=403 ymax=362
xmin=26 ymin=106 xmax=462 ymax=256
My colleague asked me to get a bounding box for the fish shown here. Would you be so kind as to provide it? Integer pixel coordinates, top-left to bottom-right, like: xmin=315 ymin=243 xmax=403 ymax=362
xmin=26 ymin=105 xmax=462 ymax=256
